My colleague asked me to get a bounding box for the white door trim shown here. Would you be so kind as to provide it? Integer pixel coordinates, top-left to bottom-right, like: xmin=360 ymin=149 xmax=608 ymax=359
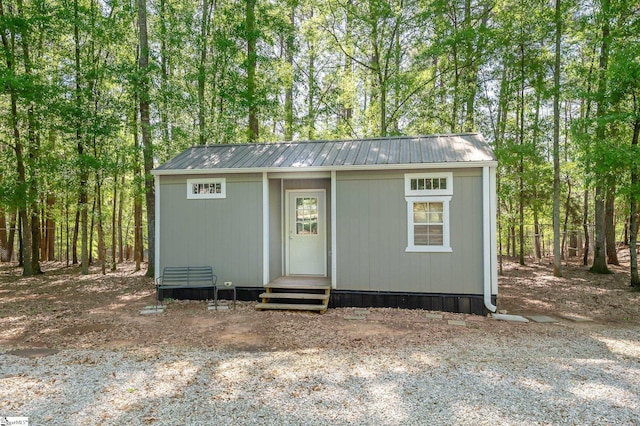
xmin=285 ymin=189 xmax=327 ymax=276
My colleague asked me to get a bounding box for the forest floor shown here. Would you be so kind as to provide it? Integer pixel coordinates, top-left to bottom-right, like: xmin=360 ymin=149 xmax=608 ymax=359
xmin=1 ymin=253 xmax=639 ymax=425
xmin=0 ymin=253 xmax=638 ymax=351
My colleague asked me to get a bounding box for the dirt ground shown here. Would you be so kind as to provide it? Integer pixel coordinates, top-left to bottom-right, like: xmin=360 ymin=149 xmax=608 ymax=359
xmin=1 ymin=253 xmax=639 ymax=353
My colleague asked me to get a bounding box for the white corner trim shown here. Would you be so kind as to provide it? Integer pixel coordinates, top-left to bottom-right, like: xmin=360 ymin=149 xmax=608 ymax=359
xmin=262 ymin=172 xmax=269 ymax=285
xmin=331 ymin=170 xmax=337 ymax=289
xmin=483 ymin=166 xmax=497 ymax=312
xmin=490 ymin=166 xmax=498 ymax=296
xmin=154 ymin=175 xmax=160 ymax=282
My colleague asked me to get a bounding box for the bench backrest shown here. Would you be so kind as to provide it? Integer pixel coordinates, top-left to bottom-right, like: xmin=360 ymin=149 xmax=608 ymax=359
xmin=161 ymin=266 xmax=215 ymax=285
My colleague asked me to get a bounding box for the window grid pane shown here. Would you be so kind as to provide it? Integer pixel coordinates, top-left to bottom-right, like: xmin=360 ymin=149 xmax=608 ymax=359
xmin=296 ymin=197 xmax=318 ymax=235
xmin=409 ymin=176 xmax=448 ymax=194
xmin=413 ymin=201 xmax=444 ymax=246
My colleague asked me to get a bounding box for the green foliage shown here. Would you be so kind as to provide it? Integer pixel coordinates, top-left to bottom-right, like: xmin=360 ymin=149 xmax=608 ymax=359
xmin=0 ymin=0 xmax=638 ymax=272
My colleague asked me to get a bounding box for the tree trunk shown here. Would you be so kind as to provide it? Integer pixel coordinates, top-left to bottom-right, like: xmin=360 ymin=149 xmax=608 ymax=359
xmin=0 ymin=2 xmax=32 ymax=274
xmin=0 ymin=211 xmax=16 ymax=262
xmin=118 ymin=175 xmax=124 ymax=263
xmin=73 ymin=0 xmax=89 ymax=274
xmin=159 ymin=0 xmax=170 ymax=148
xmin=96 ymin=180 xmax=106 ymax=275
xmin=605 ymin=186 xmax=619 ymax=265
xmin=552 ymin=0 xmax=563 ymax=276
xmin=307 ymin=42 xmax=316 ymax=140
xmin=246 ymin=0 xmax=258 ymax=142
xmin=138 ymin=0 xmax=155 ymax=277
xmin=89 ymin=196 xmax=96 ymax=264
xmin=46 ymin=194 xmax=56 ymax=261
xmin=534 ymin=210 xmax=542 ymax=260
xmin=583 ymin=189 xmax=590 ymax=265
xmin=629 ymin=117 xmax=639 ymax=287
xmin=0 ymin=211 xmax=8 ymax=261
xmin=591 ymin=0 xmax=611 ymax=274
xmin=284 ymin=5 xmax=294 ymax=141
xmin=197 ymin=0 xmax=210 ymax=145
xmin=561 ymin=179 xmax=572 ymax=261
xmin=111 ymin=173 xmax=117 ymax=270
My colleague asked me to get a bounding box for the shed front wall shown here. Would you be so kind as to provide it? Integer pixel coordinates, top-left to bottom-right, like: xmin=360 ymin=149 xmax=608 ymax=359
xmin=335 ymin=169 xmax=484 ymax=295
xmin=158 ymin=174 xmax=263 ymax=286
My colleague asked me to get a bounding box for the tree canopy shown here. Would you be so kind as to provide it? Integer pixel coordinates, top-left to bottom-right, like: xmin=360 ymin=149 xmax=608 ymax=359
xmin=0 ymin=0 xmax=638 ymax=286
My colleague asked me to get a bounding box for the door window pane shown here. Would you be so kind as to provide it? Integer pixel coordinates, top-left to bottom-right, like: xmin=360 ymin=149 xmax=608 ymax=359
xmin=295 ymin=197 xmax=318 ymax=235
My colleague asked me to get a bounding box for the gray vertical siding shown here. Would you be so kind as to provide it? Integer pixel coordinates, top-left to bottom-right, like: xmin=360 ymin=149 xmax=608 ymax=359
xmin=158 ymin=174 xmax=263 ymax=286
xmin=335 ymin=169 xmax=484 ymax=294
xmin=269 ymin=179 xmax=282 ymax=281
xmin=158 ymin=169 xmax=483 ymax=294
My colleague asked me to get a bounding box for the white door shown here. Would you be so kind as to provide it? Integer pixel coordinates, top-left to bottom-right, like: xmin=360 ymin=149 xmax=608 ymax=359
xmin=287 ymin=190 xmax=326 ymax=276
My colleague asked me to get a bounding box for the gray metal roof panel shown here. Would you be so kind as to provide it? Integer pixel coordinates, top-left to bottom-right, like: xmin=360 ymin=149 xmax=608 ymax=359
xmin=153 ymin=133 xmax=496 ymax=172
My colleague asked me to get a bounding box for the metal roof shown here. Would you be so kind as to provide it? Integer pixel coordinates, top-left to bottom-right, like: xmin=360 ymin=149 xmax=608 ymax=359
xmin=153 ymin=133 xmax=496 ymax=174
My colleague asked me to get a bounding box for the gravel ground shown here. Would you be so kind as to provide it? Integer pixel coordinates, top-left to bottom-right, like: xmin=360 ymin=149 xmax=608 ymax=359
xmin=2 ymin=324 xmax=639 ymax=425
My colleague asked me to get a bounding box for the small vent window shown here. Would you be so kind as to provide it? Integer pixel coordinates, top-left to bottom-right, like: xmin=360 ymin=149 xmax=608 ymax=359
xmin=405 ymin=172 xmax=452 ymax=196
xmin=187 ymin=178 xmax=226 ymax=199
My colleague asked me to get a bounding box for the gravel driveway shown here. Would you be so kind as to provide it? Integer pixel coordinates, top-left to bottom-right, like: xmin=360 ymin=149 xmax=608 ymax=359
xmin=2 ymin=324 xmax=639 ymax=425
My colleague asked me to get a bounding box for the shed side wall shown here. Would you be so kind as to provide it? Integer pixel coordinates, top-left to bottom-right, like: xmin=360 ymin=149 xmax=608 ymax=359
xmin=336 ymin=169 xmax=483 ymax=294
xmin=158 ymin=174 xmax=263 ymax=286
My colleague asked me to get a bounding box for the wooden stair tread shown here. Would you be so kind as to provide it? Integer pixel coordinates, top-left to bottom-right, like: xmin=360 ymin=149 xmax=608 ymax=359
xmin=255 ymin=302 xmax=327 ymax=311
xmin=264 ymin=284 xmax=330 ymax=291
xmin=259 ymin=292 xmax=329 ymax=300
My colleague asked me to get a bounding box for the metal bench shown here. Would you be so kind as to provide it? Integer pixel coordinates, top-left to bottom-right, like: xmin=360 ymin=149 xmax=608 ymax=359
xmin=155 ymin=266 xmax=217 ymax=309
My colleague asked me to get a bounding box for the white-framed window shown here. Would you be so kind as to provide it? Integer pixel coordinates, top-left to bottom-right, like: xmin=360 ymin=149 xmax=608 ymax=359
xmin=187 ymin=178 xmax=226 ymax=199
xmin=405 ymin=172 xmax=452 ymax=252
xmin=405 ymin=172 xmax=453 ymax=196
xmin=406 ymin=196 xmax=451 ymax=252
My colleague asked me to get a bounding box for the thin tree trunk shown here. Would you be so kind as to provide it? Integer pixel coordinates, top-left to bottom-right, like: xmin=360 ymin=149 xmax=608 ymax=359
xmin=0 ymin=0 xmax=31 ymax=274
xmin=284 ymin=4 xmax=294 ymax=141
xmin=518 ymin=40 xmax=525 ymax=266
xmin=138 ymin=0 xmax=155 ymax=277
xmin=198 ymin=0 xmax=210 ymax=145
xmin=246 ymin=0 xmax=258 ymax=142
xmin=605 ymin=186 xmax=619 ymax=264
xmin=111 ymin=172 xmax=117 ymax=270
xmin=46 ymin=194 xmax=56 ymax=261
xmin=583 ymin=189 xmax=590 ymax=265
xmin=534 ymin=209 xmax=542 ymax=260
xmin=132 ymin=89 xmax=142 ymax=272
xmin=629 ymin=116 xmax=639 ymax=287
xmin=307 ymin=44 xmax=316 ymax=140
xmin=72 ymin=203 xmax=79 ymax=264
xmin=552 ymin=0 xmax=563 ymax=276
xmin=591 ymin=0 xmax=611 ymax=274
xmin=73 ymin=0 xmax=89 ymax=274
xmin=96 ymin=180 xmax=106 ymax=275
xmin=561 ymin=179 xmax=572 ymax=261
xmin=0 ymin=211 xmax=7 ymax=261
xmin=89 ymin=196 xmax=96 ymax=264
xmin=118 ymin=175 xmax=124 ymax=263
xmin=159 ymin=0 xmax=170 ymax=147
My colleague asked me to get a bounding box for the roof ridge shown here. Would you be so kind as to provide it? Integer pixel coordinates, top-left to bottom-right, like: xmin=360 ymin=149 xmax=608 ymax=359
xmin=187 ymin=133 xmax=481 ymax=149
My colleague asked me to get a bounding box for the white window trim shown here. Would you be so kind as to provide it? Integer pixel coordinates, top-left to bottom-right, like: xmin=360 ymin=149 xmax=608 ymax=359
xmin=405 ymin=196 xmax=452 ymax=253
xmin=187 ymin=178 xmax=226 ymax=199
xmin=404 ymin=172 xmax=453 ymax=196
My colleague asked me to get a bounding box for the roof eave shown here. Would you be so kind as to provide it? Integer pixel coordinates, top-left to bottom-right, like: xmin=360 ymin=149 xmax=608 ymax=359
xmin=151 ymin=160 xmax=498 ymax=176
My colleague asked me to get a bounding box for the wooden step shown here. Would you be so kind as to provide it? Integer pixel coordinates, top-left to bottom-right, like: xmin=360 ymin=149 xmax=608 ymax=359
xmin=255 ymin=302 xmax=327 ymax=312
xmin=259 ymin=292 xmax=329 ymax=300
xmin=263 ymin=284 xmax=330 ymax=291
